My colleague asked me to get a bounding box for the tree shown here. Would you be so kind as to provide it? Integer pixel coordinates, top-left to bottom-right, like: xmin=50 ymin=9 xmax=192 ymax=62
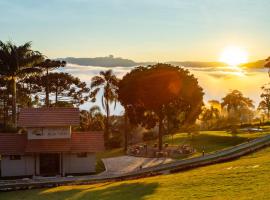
xmin=221 ymin=90 xmax=254 ymax=124
xmin=258 ymin=84 xmax=270 ymax=120
xmin=38 ymin=59 xmax=66 ymax=107
xmin=0 ymin=41 xmax=43 ymax=126
xmin=118 ymin=64 xmax=204 ymax=150
xmin=200 ymin=105 xmax=220 ymax=129
xmin=265 ymin=57 xmax=270 ymax=77
xmin=80 ymin=105 xmax=104 ymax=131
xmin=90 ymin=70 xmax=119 ymax=146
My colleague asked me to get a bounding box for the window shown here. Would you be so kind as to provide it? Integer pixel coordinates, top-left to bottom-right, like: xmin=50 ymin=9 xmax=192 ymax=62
xmin=77 ymin=152 xmax=87 ymax=158
xmin=10 ymin=155 xmax=21 ymax=160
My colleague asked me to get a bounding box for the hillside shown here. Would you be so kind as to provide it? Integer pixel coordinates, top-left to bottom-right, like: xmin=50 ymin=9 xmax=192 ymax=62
xmin=2 ymin=145 xmax=270 ymax=199
xmin=61 ymin=56 xmax=266 ymax=69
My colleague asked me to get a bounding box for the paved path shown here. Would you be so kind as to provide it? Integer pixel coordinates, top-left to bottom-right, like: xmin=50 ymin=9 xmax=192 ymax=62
xmin=101 ymin=156 xmax=174 ymax=175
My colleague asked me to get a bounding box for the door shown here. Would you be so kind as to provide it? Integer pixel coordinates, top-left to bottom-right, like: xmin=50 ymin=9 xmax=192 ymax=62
xmin=39 ymin=153 xmax=60 ymax=176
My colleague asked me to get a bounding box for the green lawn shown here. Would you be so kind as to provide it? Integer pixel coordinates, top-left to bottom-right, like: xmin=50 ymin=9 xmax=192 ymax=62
xmin=164 ymin=130 xmax=268 ymax=156
xmin=2 ymin=145 xmax=270 ymax=199
xmin=95 ymin=130 xmax=269 ymax=170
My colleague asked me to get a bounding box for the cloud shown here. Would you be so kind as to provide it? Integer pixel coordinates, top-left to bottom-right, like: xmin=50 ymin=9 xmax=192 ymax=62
xmin=56 ymin=62 xmax=269 ymax=114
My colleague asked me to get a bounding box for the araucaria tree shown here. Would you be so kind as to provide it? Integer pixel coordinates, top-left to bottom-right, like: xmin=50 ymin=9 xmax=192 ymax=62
xmin=38 ymin=59 xmax=66 ymax=107
xmin=0 ymin=41 xmax=43 ymax=127
xmin=90 ymin=70 xmax=119 ymax=146
xmin=118 ymin=63 xmax=204 ymax=150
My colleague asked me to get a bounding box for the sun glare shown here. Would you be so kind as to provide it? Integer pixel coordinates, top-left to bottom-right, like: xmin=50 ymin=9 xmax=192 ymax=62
xmin=219 ymin=46 xmax=248 ymax=66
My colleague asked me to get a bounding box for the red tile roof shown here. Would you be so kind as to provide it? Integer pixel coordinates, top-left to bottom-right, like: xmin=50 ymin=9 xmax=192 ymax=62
xmin=71 ymin=132 xmax=105 ymax=152
xmin=25 ymin=139 xmax=71 ymax=153
xmin=18 ymin=108 xmax=80 ymax=127
xmin=0 ymin=132 xmax=104 ymax=154
xmin=0 ymin=134 xmax=27 ymax=155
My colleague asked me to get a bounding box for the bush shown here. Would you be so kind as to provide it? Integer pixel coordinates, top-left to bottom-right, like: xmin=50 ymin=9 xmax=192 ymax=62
xmin=106 ymin=136 xmax=122 ymax=149
xmin=143 ymin=131 xmax=157 ymax=141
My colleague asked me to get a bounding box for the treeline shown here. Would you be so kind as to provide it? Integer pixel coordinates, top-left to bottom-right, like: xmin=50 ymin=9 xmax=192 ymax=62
xmin=1 ymin=41 xmax=270 ymax=150
xmin=0 ymin=41 xmax=90 ymax=130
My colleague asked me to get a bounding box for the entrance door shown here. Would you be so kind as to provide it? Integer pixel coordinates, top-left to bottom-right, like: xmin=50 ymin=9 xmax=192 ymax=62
xmin=39 ymin=153 xmax=60 ymax=176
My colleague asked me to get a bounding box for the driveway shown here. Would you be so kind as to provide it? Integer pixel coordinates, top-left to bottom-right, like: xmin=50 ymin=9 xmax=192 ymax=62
xmin=101 ymin=156 xmax=174 ymax=175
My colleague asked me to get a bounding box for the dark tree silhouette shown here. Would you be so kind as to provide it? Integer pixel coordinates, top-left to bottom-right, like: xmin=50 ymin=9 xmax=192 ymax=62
xmin=38 ymin=59 xmax=66 ymax=107
xmin=118 ymin=63 xmax=204 ymax=150
xmin=0 ymin=41 xmax=43 ymax=126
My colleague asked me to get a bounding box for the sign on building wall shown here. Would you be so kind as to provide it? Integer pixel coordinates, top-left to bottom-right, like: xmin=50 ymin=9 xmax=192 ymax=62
xmin=27 ymin=127 xmax=71 ymax=139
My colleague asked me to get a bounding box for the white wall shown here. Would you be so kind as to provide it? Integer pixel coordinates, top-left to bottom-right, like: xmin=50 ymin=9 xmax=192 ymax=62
xmin=63 ymin=153 xmax=96 ymax=174
xmin=1 ymin=155 xmax=35 ymax=177
xmin=27 ymin=126 xmax=71 ymax=139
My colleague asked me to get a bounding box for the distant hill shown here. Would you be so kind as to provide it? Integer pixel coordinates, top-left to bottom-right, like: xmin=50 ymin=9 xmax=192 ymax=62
xmin=62 ymin=55 xmax=137 ymax=67
xmin=61 ymin=55 xmax=266 ymax=69
xmin=241 ymin=59 xmax=266 ymax=68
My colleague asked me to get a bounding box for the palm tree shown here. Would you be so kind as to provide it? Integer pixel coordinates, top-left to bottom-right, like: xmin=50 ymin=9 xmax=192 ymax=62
xmin=0 ymin=41 xmax=43 ymax=126
xmin=90 ymin=70 xmax=119 ymax=145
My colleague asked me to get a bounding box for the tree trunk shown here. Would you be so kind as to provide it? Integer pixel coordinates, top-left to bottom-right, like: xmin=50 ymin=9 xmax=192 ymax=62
xmin=11 ymin=76 xmax=17 ymax=127
xmin=55 ymin=81 xmax=58 ymax=105
xmin=55 ymin=89 xmax=58 ymax=104
xmin=45 ymin=69 xmax=49 ymax=107
xmin=104 ymin=100 xmax=110 ymax=147
xmin=158 ymin=115 xmax=164 ymax=151
xmin=124 ymin=111 xmax=128 ymax=151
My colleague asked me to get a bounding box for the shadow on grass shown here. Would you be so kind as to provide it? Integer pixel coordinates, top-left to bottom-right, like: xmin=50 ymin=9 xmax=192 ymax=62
xmin=35 ymin=182 xmax=159 ymax=200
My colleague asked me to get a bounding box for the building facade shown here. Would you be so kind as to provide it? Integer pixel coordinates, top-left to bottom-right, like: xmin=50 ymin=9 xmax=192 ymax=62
xmin=0 ymin=108 xmax=104 ymax=177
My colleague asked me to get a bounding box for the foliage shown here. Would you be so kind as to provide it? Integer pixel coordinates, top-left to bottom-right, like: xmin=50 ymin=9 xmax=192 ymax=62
xmin=118 ymin=63 xmax=204 ymax=150
xmin=265 ymin=56 xmax=270 ymax=77
xmin=0 ymin=41 xmax=44 ymax=126
xmin=221 ymin=90 xmax=254 ymax=124
xmin=90 ymin=70 xmax=119 ymax=146
xmin=258 ymin=83 xmax=270 ymax=120
xmin=142 ymin=131 xmax=157 ymax=141
xmin=80 ymin=106 xmax=104 ymax=131
xmin=38 ymin=59 xmax=66 ymax=106
xmin=106 ymin=135 xmax=122 ymax=149
xmin=24 ymin=72 xmax=90 ymax=107
xmin=200 ymin=102 xmax=220 ymax=130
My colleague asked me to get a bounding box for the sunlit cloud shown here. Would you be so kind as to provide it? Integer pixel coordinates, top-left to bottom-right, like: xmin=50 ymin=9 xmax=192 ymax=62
xmin=59 ymin=63 xmax=269 ymax=114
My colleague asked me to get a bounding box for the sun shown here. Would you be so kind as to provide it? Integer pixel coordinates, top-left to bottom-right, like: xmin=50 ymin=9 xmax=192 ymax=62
xmin=219 ymin=46 xmax=248 ymax=66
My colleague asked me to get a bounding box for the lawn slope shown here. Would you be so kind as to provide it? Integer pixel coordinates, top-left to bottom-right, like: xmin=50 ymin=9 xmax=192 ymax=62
xmin=1 ymin=146 xmax=270 ymax=200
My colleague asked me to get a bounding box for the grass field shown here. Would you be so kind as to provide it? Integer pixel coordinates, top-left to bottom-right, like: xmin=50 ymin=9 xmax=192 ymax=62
xmin=95 ymin=130 xmax=269 ymax=171
xmin=1 ymin=145 xmax=270 ymax=199
xmin=164 ymin=130 xmax=268 ymax=156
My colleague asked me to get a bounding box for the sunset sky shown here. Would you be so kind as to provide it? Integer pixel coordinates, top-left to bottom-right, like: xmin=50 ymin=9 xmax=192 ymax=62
xmin=0 ymin=0 xmax=270 ymax=62
xmin=1 ymin=0 xmax=270 ymax=114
